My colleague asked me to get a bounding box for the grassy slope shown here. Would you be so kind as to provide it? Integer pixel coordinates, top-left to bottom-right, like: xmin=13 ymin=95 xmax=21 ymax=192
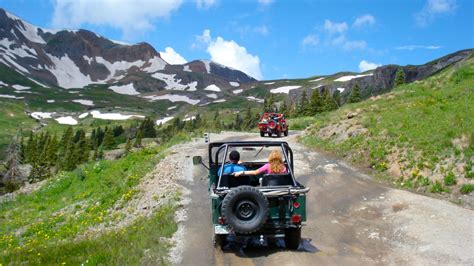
xmin=0 ymin=134 xmax=189 ymax=264
xmin=300 ymin=57 xmax=474 ymax=196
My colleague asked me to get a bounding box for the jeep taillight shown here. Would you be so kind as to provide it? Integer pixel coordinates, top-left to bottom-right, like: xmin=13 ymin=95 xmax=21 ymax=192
xmin=293 ymin=202 xmax=300 ymax=209
xmin=218 ymin=216 xmax=225 ymax=225
xmin=291 ymin=214 xmax=301 ymax=224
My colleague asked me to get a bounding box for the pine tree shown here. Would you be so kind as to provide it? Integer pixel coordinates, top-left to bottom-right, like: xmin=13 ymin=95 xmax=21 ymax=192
xmin=134 ymin=129 xmax=143 ymax=148
xmin=102 ymin=127 xmax=115 ymax=149
xmin=394 ymin=68 xmax=405 ymax=87
xmin=140 ymin=117 xmax=157 ymax=138
xmin=310 ymin=89 xmax=322 ymax=115
xmin=348 ymin=84 xmax=361 ymax=103
xmin=297 ymin=90 xmax=310 ymax=116
xmin=234 ymin=113 xmax=243 ymax=130
xmin=321 ymin=89 xmax=337 ymax=111
xmin=332 ymin=90 xmax=341 ymax=108
xmin=280 ymin=100 xmax=288 ymax=116
xmin=125 ymin=137 xmax=132 ymax=154
xmin=113 ymin=125 xmax=124 ymax=137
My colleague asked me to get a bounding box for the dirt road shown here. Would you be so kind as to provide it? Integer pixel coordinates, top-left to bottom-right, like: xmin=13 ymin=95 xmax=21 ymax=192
xmin=171 ymin=131 xmax=474 ymax=265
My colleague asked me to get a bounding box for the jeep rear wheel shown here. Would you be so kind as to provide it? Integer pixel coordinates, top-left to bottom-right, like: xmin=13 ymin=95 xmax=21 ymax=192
xmin=221 ymin=186 xmax=269 ymax=234
xmin=284 ymin=129 xmax=288 ymax=136
xmin=276 ymin=130 xmax=281 ymax=137
xmin=260 ymin=131 xmax=265 ymax=137
xmin=284 ymin=227 xmax=301 ymax=250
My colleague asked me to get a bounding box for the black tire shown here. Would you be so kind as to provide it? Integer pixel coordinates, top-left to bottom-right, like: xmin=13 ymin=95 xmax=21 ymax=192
xmin=276 ymin=130 xmax=281 ymax=137
xmin=221 ymin=186 xmax=269 ymax=234
xmin=260 ymin=131 xmax=265 ymax=137
xmin=284 ymin=129 xmax=288 ymax=137
xmin=285 ymin=227 xmax=301 ymax=250
xmin=268 ymin=132 xmax=272 ymax=137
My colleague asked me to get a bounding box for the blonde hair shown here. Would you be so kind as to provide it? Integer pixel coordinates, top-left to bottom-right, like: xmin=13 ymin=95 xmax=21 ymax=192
xmin=269 ymin=150 xmax=285 ymax=173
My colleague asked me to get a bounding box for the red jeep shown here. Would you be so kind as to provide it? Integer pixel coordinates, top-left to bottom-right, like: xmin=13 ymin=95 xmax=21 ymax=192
xmin=258 ymin=113 xmax=289 ymax=137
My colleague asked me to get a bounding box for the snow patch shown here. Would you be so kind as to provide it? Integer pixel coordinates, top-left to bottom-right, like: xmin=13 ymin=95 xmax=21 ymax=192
xmin=46 ymin=54 xmax=93 ymax=88
xmin=90 ymin=111 xmax=144 ymax=120
xmin=204 ymin=84 xmax=221 ymax=92
xmin=264 ymin=82 xmax=275 ymax=85
xmin=246 ymin=96 xmax=264 ymax=103
xmin=213 ymin=99 xmax=226 ymax=103
xmin=336 ymin=88 xmax=345 ymax=93
xmin=142 ymin=94 xmax=200 ymax=105
xmin=0 ymin=94 xmax=24 ymax=99
xmin=183 ymin=65 xmax=191 ymax=72
xmin=202 ymin=60 xmax=211 ymax=73
xmin=232 ymin=89 xmax=243 ymax=94
xmin=183 ymin=116 xmax=196 ymax=122
xmin=27 ymin=77 xmax=49 ymax=88
xmin=79 ymin=112 xmax=89 ymax=119
xmin=0 ymin=81 xmax=8 ymax=86
xmin=72 ymin=99 xmax=94 ymax=106
xmin=270 ymin=85 xmax=301 ymax=94
xmin=206 ymin=93 xmax=218 ymax=99
xmin=167 ymin=106 xmax=177 ymax=110
xmin=31 ymin=112 xmax=54 ymax=120
xmin=12 ymin=84 xmax=30 ymax=91
xmin=5 ymin=12 xmax=46 ymax=44
xmin=47 ymin=100 xmax=55 ymax=103
xmin=334 ymin=73 xmax=373 ymax=82
xmin=143 ymin=56 xmax=167 ymax=73
xmin=229 ymin=81 xmax=239 ymax=87
xmin=108 ymin=83 xmax=140 ymax=95
xmin=152 ymin=73 xmax=196 ymax=91
xmin=55 ymin=116 xmax=78 ymax=125
xmin=310 ymin=77 xmax=325 ymax=82
xmin=156 ymin=116 xmax=174 ymax=125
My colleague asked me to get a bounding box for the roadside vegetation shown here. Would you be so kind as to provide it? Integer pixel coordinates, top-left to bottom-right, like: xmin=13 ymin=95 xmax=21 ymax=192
xmin=297 ymin=57 xmax=474 ymax=199
xmin=0 ymin=132 xmax=188 ymax=264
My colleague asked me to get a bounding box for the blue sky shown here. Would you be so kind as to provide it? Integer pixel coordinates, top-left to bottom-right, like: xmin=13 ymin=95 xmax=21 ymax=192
xmin=1 ymin=0 xmax=473 ymax=80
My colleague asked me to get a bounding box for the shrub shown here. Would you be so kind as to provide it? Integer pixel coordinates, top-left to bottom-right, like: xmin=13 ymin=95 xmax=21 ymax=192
xmin=430 ymin=181 xmax=447 ymax=193
xmin=460 ymin=184 xmax=474 ymax=194
xmin=443 ymin=171 xmax=457 ymax=186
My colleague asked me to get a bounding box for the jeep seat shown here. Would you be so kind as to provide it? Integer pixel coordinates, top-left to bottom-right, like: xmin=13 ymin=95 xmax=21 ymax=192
xmin=219 ymin=174 xmax=251 ymax=188
xmin=261 ymin=174 xmax=294 ymax=186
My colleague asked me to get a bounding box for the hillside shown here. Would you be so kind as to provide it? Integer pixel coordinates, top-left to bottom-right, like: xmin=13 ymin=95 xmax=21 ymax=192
xmin=299 ymin=56 xmax=474 ymax=205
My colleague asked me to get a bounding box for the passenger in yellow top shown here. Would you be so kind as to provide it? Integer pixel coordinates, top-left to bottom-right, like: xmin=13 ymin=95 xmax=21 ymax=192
xmin=234 ymin=150 xmax=287 ymax=176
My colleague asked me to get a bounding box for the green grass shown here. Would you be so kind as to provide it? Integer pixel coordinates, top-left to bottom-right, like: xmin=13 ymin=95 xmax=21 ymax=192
xmin=287 ymin=116 xmax=319 ymax=130
xmin=0 ymin=133 xmax=190 ymax=264
xmin=300 ymin=57 xmax=474 ymax=194
xmin=460 ymin=184 xmax=474 ymax=194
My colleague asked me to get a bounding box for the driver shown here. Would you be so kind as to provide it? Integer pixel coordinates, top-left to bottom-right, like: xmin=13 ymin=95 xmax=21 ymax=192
xmin=219 ymin=150 xmax=246 ymax=175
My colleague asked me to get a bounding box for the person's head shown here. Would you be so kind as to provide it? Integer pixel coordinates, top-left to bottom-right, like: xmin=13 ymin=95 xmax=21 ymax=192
xmin=229 ymin=150 xmax=240 ymax=163
xmin=268 ymin=150 xmax=285 ymax=173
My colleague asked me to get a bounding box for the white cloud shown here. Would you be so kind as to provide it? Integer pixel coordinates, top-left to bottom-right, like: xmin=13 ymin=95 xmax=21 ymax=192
xmin=160 ymin=47 xmax=187 ymax=64
xmin=197 ymin=29 xmax=263 ymax=80
xmin=343 ymin=40 xmax=367 ymax=50
xmin=52 ymin=0 xmax=183 ymax=37
xmin=319 ymin=19 xmax=366 ymax=51
xmin=323 ymin=20 xmax=348 ymax=35
xmin=414 ymin=0 xmax=457 ymax=26
xmin=395 ymin=45 xmax=442 ymax=50
xmin=235 ymin=25 xmax=269 ymax=36
xmin=353 ymin=14 xmax=375 ymax=28
xmin=258 ymin=0 xmax=274 ymax=6
xmin=301 ymin=34 xmax=319 ymax=47
xmin=359 ymin=60 xmax=381 ymax=72
xmin=196 ymin=0 xmax=217 ymax=9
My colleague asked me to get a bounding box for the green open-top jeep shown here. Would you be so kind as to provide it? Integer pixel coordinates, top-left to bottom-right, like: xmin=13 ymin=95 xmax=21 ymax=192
xmin=193 ymin=141 xmax=309 ymax=249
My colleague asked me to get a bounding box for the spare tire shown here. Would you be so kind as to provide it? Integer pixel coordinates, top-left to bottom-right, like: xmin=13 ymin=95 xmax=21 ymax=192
xmin=221 ymin=186 xmax=269 ymax=234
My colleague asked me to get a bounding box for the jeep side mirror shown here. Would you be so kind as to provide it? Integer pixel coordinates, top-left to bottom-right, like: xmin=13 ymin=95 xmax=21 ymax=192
xmin=193 ymin=156 xmax=202 ymax=165
xmin=192 ymin=156 xmax=209 ymax=170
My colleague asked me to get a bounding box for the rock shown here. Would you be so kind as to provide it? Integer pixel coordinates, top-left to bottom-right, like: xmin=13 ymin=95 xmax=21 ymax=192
xmin=104 ymin=149 xmax=125 ymax=161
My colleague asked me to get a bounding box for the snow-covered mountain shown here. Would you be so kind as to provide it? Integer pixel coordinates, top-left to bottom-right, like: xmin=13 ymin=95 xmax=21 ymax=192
xmin=0 ymin=8 xmax=255 ymax=96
